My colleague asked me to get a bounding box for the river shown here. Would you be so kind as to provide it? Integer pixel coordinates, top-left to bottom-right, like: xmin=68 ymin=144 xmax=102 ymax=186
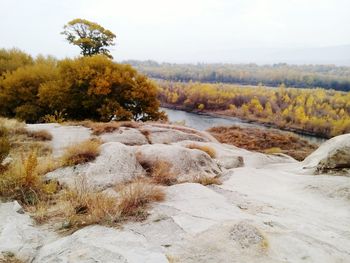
xmin=161 ymin=107 xmax=326 ymax=145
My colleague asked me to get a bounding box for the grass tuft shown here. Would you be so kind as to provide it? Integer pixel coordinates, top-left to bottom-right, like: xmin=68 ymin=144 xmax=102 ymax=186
xmin=0 ymin=151 xmax=58 ymax=205
xmin=75 ymin=120 xmax=142 ymax=135
xmin=0 ymin=125 xmax=10 ymax=166
xmin=116 ymin=180 xmax=165 ymax=218
xmin=136 ymin=153 xmax=178 ymax=185
xmin=26 ymin=130 xmax=53 ymax=141
xmin=62 ymin=139 xmax=101 ymax=166
xmin=32 ymin=179 xmax=165 ymax=232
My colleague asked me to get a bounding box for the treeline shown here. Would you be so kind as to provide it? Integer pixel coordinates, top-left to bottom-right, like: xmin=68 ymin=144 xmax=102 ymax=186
xmin=126 ymin=60 xmax=350 ymax=92
xmin=158 ymin=81 xmax=350 ymax=138
xmin=0 ymin=48 xmax=165 ymax=123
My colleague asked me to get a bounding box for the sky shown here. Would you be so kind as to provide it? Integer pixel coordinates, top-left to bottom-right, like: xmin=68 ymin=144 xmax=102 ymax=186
xmin=1 ymin=0 xmax=350 ymax=64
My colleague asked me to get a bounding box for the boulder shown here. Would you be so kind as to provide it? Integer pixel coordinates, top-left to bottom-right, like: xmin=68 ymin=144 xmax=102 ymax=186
xmin=176 ymin=141 xmax=244 ymax=169
xmin=136 ymin=144 xmax=222 ymax=182
xmin=47 ymin=142 xmax=145 ymax=190
xmin=100 ymin=127 xmax=149 ymax=145
xmin=303 ymin=134 xmax=350 ymax=175
xmin=33 ymin=225 xmax=168 ymax=263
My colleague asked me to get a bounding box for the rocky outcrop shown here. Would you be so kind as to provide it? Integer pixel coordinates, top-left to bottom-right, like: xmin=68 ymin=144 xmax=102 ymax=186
xmin=26 ymin=123 xmax=91 ymax=157
xmin=32 ymin=225 xmax=168 ymax=263
xmin=142 ymin=125 xmax=210 ymax=144
xmin=136 ymin=144 xmax=222 ymax=182
xmin=303 ymin=134 xmax=350 ymax=175
xmin=47 ymin=142 xmax=145 ymax=190
xmin=176 ymin=141 xmax=244 ymax=169
xmin=2 ymin=124 xmax=348 ymax=262
xmin=100 ymin=127 xmax=149 ymax=145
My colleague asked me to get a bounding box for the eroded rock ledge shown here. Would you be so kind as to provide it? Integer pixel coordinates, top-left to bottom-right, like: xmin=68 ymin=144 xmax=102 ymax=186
xmin=1 ymin=123 xmax=349 ymax=262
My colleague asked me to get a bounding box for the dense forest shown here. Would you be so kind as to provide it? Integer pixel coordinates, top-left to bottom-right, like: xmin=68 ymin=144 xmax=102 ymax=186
xmin=158 ymin=80 xmax=350 ymax=138
xmin=127 ymin=60 xmax=350 ymax=91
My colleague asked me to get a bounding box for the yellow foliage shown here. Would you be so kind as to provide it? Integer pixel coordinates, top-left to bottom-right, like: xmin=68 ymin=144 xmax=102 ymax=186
xmin=158 ymin=81 xmax=350 ymax=138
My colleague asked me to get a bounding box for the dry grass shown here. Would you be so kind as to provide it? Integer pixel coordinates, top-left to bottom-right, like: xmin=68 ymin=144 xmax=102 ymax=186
xmin=70 ymin=120 xmax=142 ymax=135
xmin=0 ymin=126 xmax=10 ymax=166
xmin=194 ymin=176 xmax=222 ymax=186
xmin=0 ymin=151 xmax=58 ymax=205
xmin=26 ymin=130 xmax=52 ymax=141
xmin=136 ymin=153 xmax=178 ymax=185
xmin=116 ymin=180 xmax=165 ymax=218
xmin=0 ymin=118 xmax=165 ymax=233
xmin=32 ymin=179 xmax=165 ymax=232
xmin=0 ymin=118 xmax=52 ymax=157
xmin=0 ymin=252 xmax=24 ymax=263
xmin=264 ymin=147 xmax=282 ymax=155
xmin=208 ymin=125 xmax=318 ymax=161
xmin=139 ymin=129 xmax=152 ymax=144
xmin=186 ymin=143 xmax=216 ymax=158
xmin=61 ymin=139 xmax=101 ymax=166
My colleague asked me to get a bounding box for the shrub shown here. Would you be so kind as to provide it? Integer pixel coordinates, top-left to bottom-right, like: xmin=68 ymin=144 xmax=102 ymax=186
xmin=0 ymin=49 xmax=166 ymax=123
xmin=39 ymin=55 xmax=166 ymax=122
xmin=62 ymin=139 xmax=101 ymax=166
xmin=186 ymin=143 xmax=216 ymax=158
xmin=42 ymin=110 xmax=66 ymax=123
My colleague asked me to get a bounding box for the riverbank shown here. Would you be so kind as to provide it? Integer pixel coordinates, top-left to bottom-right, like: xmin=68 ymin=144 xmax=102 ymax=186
xmin=208 ymin=125 xmax=317 ymax=161
xmin=161 ymin=104 xmax=329 ymax=141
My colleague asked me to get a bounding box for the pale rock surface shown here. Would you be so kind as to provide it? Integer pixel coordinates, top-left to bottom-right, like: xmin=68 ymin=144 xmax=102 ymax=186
xmin=33 ymin=225 xmax=168 ymax=263
xmin=26 ymin=123 xmax=91 ymax=157
xmin=1 ymin=124 xmax=349 ymax=262
xmin=100 ymin=127 xmax=149 ymax=145
xmin=136 ymin=144 xmax=222 ymax=181
xmin=0 ymin=202 xmax=57 ymax=262
xmin=176 ymin=140 xmax=244 ymax=169
xmin=142 ymin=125 xmax=210 ymax=144
xmin=47 ymin=142 xmax=145 ymax=190
xmin=167 ymin=220 xmax=272 ymax=263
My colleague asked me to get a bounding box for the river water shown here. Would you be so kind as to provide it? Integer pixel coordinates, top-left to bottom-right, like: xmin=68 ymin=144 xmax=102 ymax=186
xmin=161 ymin=107 xmax=326 ymax=145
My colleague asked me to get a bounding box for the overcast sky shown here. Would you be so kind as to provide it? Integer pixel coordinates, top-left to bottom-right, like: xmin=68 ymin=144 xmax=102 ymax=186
xmin=1 ymin=0 xmax=350 ymax=63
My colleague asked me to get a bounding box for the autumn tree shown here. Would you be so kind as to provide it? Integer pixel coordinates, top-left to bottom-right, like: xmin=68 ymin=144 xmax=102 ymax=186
xmin=62 ymin=19 xmax=116 ymax=59
xmin=39 ymin=55 xmax=166 ymax=121
xmin=0 ymin=48 xmax=33 ymax=76
xmin=0 ymin=56 xmax=58 ymax=122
